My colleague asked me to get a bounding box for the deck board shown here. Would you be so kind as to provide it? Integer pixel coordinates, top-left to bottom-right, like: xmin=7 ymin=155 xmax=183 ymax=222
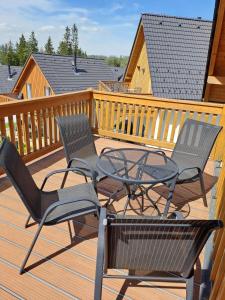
xmin=0 ymin=137 xmax=215 ymax=300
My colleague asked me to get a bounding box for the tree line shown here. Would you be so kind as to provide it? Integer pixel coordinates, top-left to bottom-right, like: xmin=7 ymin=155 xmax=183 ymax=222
xmin=0 ymin=23 xmax=129 ymax=68
xmin=0 ymin=24 xmax=87 ymax=66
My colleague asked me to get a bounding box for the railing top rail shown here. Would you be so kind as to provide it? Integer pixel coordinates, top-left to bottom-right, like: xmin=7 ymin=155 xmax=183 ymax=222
xmin=93 ymin=90 xmax=225 ymax=109
xmin=0 ymin=90 xmax=92 ymax=117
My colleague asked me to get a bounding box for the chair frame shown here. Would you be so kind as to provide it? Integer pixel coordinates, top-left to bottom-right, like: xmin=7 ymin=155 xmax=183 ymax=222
xmin=22 ymin=167 xmax=100 ymax=274
xmin=154 ymin=119 xmax=222 ymax=215
xmin=94 ymin=208 xmax=222 ymax=300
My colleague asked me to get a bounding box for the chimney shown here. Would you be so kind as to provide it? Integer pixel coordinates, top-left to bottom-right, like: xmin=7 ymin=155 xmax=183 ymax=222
xmin=74 ymin=46 xmax=78 ymax=74
xmin=8 ymin=64 xmax=12 ymax=80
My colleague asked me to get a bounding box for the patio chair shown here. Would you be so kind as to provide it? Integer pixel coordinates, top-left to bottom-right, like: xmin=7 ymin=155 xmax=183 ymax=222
xmin=94 ymin=208 xmax=222 ymax=300
xmin=146 ymin=119 xmax=222 ymax=216
xmin=0 ymin=138 xmax=100 ymax=274
xmin=172 ymin=119 xmax=221 ymax=204
xmin=56 ymin=114 xmax=126 ymax=205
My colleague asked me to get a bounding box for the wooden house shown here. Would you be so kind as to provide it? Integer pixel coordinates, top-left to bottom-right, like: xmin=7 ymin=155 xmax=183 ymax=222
xmin=124 ymin=14 xmax=212 ymax=100
xmin=12 ymin=53 xmax=114 ymax=99
xmin=204 ymin=0 xmax=225 ymax=103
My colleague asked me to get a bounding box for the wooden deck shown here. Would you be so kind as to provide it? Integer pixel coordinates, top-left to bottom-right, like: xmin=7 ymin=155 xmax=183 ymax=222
xmin=0 ymin=137 xmax=216 ymax=300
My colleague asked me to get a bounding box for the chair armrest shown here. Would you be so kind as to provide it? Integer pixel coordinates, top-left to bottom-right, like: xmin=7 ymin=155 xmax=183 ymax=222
xmin=178 ymin=166 xmax=201 ymax=176
xmin=68 ymin=157 xmax=96 ymax=180
xmin=100 ymin=147 xmax=114 ymax=154
xmin=42 ymin=198 xmax=100 ymax=223
xmin=40 ymin=167 xmax=89 ymax=191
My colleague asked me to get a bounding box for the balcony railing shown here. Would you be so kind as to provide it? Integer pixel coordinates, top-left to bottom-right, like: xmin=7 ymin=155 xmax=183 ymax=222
xmin=99 ymin=80 xmax=141 ymax=94
xmin=0 ymin=89 xmax=225 ymax=299
xmin=0 ymin=95 xmax=14 ymax=103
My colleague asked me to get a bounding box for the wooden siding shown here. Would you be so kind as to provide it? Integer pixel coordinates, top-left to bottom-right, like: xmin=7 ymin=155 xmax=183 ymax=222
xmin=129 ymin=40 xmax=151 ymax=93
xmin=204 ymin=0 xmax=225 ymax=102
xmin=13 ymin=58 xmax=53 ymax=99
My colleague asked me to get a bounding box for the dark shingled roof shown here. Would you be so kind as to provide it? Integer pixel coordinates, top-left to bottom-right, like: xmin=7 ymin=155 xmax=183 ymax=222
xmin=110 ymin=67 xmax=125 ymax=81
xmin=0 ymin=65 xmax=22 ymax=94
xmin=142 ymin=14 xmax=212 ymax=101
xmin=32 ymin=53 xmax=114 ymax=94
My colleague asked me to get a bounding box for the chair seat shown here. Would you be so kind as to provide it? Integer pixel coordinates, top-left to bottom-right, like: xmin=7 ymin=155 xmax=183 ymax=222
xmin=41 ymin=183 xmax=99 ymax=224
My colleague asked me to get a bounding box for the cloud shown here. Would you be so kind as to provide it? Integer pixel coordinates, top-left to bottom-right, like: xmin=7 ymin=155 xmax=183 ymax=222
xmin=0 ymin=0 xmax=137 ymax=55
xmin=39 ymin=25 xmax=55 ymax=32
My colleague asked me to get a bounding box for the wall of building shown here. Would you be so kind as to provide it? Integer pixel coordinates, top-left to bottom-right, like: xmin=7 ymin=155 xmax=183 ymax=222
xmin=204 ymin=1 xmax=225 ymax=103
xmin=14 ymin=59 xmax=53 ymax=99
xmin=129 ymin=41 xmax=152 ymax=94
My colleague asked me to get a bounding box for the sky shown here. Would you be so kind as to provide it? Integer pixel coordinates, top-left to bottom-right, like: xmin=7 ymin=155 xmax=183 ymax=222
xmin=0 ymin=0 xmax=216 ymax=56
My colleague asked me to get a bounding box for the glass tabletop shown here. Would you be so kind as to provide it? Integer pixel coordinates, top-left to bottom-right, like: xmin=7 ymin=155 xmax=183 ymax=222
xmin=97 ymin=148 xmax=178 ymax=185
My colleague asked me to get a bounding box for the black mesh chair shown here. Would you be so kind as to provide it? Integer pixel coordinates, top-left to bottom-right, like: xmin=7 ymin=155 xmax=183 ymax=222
xmin=146 ymin=119 xmax=222 ymax=215
xmin=56 ymin=114 xmax=126 ymax=205
xmin=171 ymin=119 xmax=222 ymax=207
xmin=0 ymin=138 xmax=100 ymax=274
xmin=94 ymin=208 xmax=222 ymax=300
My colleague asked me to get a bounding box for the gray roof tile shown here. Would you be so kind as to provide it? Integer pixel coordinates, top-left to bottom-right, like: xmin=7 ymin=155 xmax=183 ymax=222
xmin=142 ymin=14 xmax=212 ymax=101
xmin=0 ymin=65 xmax=22 ymax=94
xmin=32 ymin=53 xmax=114 ymax=94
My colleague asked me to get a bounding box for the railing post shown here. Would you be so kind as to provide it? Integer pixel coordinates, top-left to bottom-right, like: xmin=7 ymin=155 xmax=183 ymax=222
xmin=200 ymin=159 xmax=222 ymax=300
xmin=200 ymin=105 xmax=225 ymax=299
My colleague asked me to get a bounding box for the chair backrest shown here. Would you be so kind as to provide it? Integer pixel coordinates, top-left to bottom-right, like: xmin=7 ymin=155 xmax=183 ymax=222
xmin=56 ymin=114 xmax=97 ymax=163
xmin=0 ymin=138 xmax=41 ymax=219
xmin=171 ymin=119 xmax=222 ymax=171
xmin=104 ymin=213 xmax=222 ymax=278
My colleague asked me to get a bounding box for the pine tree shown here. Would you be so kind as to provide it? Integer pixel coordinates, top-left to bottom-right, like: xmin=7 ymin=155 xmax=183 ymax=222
xmin=16 ymin=34 xmax=28 ymax=65
xmin=71 ymin=24 xmax=78 ymax=55
xmin=57 ymin=26 xmax=72 ymax=55
xmin=0 ymin=41 xmax=19 ymax=65
xmin=28 ymin=31 xmax=38 ymax=54
xmin=44 ymin=36 xmax=54 ymax=54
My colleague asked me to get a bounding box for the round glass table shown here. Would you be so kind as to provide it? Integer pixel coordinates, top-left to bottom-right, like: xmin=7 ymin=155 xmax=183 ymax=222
xmin=97 ymin=148 xmax=179 ymax=216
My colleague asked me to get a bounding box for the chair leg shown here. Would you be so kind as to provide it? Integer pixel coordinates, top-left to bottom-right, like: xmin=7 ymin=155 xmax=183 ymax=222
xmin=199 ymin=173 xmax=207 ymax=207
xmin=67 ymin=220 xmax=74 ymax=242
xmin=186 ymin=274 xmax=194 ymax=300
xmin=20 ymin=223 xmax=44 ymax=274
xmin=24 ymin=215 xmax=31 ymax=228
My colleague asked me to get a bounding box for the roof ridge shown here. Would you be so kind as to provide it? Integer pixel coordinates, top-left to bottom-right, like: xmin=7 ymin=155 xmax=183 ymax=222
xmin=33 ymin=52 xmax=105 ymax=61
xmin=141 ymin=13 xmax=212 ymax=23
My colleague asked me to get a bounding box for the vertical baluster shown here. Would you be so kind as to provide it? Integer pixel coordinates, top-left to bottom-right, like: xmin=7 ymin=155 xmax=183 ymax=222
xmin=115 ymin=102 xmax=121 ymax=133
xmin=23 ymin=113 xmax=30 ymax=154
xmin=163 ymin=110 xmax=172 ymax=142
xmin=157 ymin=109 xmax=165 ymax=140
xmin=170 ymin=110 xmax=179 ymax=143
xmin=127 ymin=104 xmax=133 ymax=135
xmin=121 ymin=104 xmax=127 ymax=134
xmin=133 ymin=105 xmax=139 ymax=136
xmin=105 ymin=101 xmax=110 ymax=130
xmin=36 ymin=110 xmax=42 ymax=149
xmin=16 ymin=114 xmax=24 ymax=155
xmin=48 ymin=107 xmax=53 ymax=145
xmin=138 ymin=106 xmax=145 ymax=137
xmin=150 ymin=108 xmax=158 ymax=139
xmin=30 ymin=112 xmax=37 ymax=152
xmin=8 ymin=115 xmax=15 ymax=144
xmin=43 ymin=109 xmax=48 ymax=147
xmin=110 ymin=102 xmax=115 ymax=131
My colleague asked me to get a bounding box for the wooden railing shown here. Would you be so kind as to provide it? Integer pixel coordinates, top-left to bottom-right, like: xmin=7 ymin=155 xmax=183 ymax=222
xmin=0 ymin=90 xmax=92 ymax=165
xmin=93 ymin=91 xmax=225 ymax=161
xmin=98 ymin=81 xmax=139 ymax=93
xmin=0 ymin=95 xmax=15 ymax=103
xmin=1 ymin=89 xmax=225 ymax=298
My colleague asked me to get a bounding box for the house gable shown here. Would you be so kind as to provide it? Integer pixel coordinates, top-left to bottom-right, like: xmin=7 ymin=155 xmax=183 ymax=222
xmin=13 ymin=55 xmax=53 ymax=99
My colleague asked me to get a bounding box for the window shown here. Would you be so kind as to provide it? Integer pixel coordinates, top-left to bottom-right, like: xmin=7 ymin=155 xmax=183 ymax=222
xmin=44 ymin=86 xmax=51 ymax=96
xmin=26 ymin=83 xmax=32 ymax=99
